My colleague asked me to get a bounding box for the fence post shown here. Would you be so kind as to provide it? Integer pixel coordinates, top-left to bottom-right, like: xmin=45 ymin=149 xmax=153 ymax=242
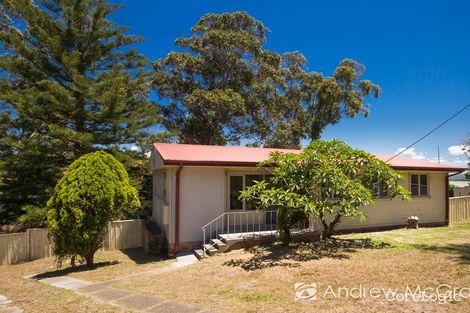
xmin=26 ymin=229 xmax=31 ymax=261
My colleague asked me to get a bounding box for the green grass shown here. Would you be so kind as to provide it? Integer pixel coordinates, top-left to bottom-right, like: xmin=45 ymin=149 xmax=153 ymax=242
xmin=342 ymin=223 xmax=470 ymax=249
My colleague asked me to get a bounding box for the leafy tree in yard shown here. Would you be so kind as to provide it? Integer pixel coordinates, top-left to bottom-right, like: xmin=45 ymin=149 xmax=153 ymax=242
xmin=240 ymin=140 xmax=410 ymax=244
xmin=47 ymin=151 xmax=140 ymax=267
xmin=0 ymin=0 xmax=158 ymax=221
xmin=155 ymin=11 xmax=380 ymax=148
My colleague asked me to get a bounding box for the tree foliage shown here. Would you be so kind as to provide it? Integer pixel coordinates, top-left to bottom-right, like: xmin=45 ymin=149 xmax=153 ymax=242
xmin=240 ymin=140 xmax=410 ymax=243
xmin=47 ymin=151 xmax=140 ymax=266
xmin=154 ymin=11 xmax=380 ymax=148
xmin=0 ymin=0 xmax=158 ymax=221
xmin=154 ymin=11 xmax=270 ymax=145
xmin=256 ymin=55 xmax=381 ymax=148
xmin=17 ymin=205 xmax=48 ymax=228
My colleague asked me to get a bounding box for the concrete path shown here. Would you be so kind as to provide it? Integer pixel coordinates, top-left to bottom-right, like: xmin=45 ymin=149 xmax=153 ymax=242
xmin=0 ymin=295 xmax=23 ymax=313
xmin=28 ymin=253 xmax=212 ymax=312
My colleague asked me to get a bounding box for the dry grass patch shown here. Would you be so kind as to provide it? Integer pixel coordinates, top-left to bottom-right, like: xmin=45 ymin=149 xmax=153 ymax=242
xmin=113 ymin=224 xmax=470 ymax=313
xmin=30 ymin=248 xmax=172 ymax=282
xmin=0 ymin=249 xmax=171 ymax=312
xmin=0 ymin=256 xmax=127 ymax=312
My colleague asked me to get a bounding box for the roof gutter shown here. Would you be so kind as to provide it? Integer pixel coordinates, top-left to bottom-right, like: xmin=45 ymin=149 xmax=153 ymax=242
xmin=163 ymin=160 xmax=465 ymax=173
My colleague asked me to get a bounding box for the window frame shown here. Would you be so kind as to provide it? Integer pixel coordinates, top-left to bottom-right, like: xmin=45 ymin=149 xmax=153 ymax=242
xmin=227 ymin=172 xmax=270 ymax=211
xmin=409 ymin=173 xmax=429 ymax=197
xmin=373 ymin=182 xmax=390 ymax=199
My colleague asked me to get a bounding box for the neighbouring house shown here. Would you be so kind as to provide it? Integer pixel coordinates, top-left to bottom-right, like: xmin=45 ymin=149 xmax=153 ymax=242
xmin=449 ymin=180 xmax=470 ymax=197
xmin=150 ymin=143 xmax=465 ymax=254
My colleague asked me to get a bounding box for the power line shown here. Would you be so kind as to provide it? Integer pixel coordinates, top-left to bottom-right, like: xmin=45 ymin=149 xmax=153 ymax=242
xmin=386 ymin=103 xmax=470 ymax=162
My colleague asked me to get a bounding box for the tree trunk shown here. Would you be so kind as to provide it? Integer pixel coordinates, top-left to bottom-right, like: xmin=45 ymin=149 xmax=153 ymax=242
xmin=320 ymin=213 xmax=342 ymax=240
xmin=281 ymin=225 xmax=291 ymax=246
xmin=85 ymin=253 xmax=94 ymax=267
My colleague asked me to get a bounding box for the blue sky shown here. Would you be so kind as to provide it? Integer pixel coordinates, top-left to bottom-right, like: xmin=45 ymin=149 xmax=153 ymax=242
xmin=110 ymin=0 xmax=470 ymax=166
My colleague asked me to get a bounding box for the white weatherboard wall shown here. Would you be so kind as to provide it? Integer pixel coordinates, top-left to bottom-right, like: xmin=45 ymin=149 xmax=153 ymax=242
xmin=335 ymin=171 xmax=447 ymax=230
xmin=179 ymin=167 xmax=225 ymax=244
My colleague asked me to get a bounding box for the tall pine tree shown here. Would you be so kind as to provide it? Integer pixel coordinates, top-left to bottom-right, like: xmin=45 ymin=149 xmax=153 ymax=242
xmin=0 ymin=0 xmax=158 ymax=222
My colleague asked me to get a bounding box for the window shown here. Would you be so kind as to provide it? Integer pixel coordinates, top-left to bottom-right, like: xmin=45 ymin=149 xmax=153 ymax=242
xmin=373 ymin=182 xmax=389 ymax=198
xmin=229 ymin=176 xmax=243 ymax=210
xmin=228 ymin=173 xmax=269 ymax=210
xmin=245 ymin=175 xmax=263 ymax=210
xmin=373 ymin=187 xmax=389 ymax=198
xmin=410 ymin=174 xmax=428 ymax=196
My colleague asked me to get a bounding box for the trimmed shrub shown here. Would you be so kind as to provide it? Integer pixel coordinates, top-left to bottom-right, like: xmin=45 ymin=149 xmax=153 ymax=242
xmin=47 ymin=151 xmax=140 ymax=266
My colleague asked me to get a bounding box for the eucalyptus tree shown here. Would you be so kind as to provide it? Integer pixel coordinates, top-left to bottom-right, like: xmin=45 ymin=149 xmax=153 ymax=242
xmin=155 ymin=11 xmax=381 ymax=149
xmin=153 ymin=11 xmax=274 ymax=145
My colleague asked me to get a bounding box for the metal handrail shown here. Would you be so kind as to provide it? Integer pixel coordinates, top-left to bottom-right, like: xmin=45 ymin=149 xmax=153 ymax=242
xmin=201 ymin=212 xmax=227 ymax=230
xmin=201 ymin=210 xmax=278 ymax=257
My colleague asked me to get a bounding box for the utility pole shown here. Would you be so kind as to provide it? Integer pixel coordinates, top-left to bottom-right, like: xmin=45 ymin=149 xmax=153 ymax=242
xmin=437 ymin=146 xmax=440 ymax=164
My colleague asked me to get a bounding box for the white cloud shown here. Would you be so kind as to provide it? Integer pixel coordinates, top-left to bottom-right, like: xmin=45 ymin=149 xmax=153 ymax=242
xmin=395 ymin=147 xmax=426 ymax=160
xmin=448 ymin=145 xmax=468 ymax=156
xmin=453 ymin=158 xmax=469 ymax=165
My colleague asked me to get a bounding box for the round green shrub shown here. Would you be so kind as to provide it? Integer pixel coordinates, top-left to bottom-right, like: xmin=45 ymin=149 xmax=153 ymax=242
xmin=47 ymin=151 xmax=140 ymax=266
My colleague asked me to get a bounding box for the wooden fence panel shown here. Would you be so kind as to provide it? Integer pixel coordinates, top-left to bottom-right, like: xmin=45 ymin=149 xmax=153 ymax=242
xmin=0 ymin=232 xmax=28 ymax=265
xmin=28 ymin=229 xmax=52 ymax=260
xmin=107 ymin=220 xmax=143 ymax=250
xmin=449 ymin=196 xmax=470 ymax=224
xmin=1 ymin=219 xmax=145 ymax=265
xmin=453 ymin=186 xmax=470 ymax=197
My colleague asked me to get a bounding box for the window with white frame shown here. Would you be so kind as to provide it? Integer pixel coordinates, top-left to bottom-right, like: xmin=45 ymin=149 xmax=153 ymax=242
xmin=229 ymin=173 xmax=270 ymax=210
xmin=410 ymin=174 xmax=428 ymax=196
xmin=373 ymin=182 xmax=390 ymax=198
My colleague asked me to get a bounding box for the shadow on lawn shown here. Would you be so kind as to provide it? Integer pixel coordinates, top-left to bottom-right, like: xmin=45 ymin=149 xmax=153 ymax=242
xmin=31 ymin=261 xmax=120 ymax=280
xmin=412 ymin=243 xmax=470 ymax=265
xmin=120 ymin=248 xmax=166 ymax=264
xmin=223 ymin=238 xmax=390 ymax=271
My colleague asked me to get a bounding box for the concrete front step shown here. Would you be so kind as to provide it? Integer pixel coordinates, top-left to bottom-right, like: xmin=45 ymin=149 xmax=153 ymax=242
xmin=193 ymin=249 xmax=206 ymax=260
xmin=211 ymin=238 xmax=228 ymax=251
xmin=203 ymin=243 xmax=219 ymax=256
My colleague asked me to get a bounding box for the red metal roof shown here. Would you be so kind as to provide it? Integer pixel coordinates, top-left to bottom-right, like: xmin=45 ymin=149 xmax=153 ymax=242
xmin=153 ymin=143 xmax=465 ymax=172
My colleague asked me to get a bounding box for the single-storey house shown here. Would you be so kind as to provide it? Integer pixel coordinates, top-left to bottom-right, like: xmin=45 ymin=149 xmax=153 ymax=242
xmin=150 ymin=143 xmax=465 ymax=254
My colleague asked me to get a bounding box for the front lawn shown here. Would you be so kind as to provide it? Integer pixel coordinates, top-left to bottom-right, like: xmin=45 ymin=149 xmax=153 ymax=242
xmin=0 ymin=249 xmax=170 ymax=312
xmin=113 ymin=224 xmax=470 ymax=313
xmin=33 ymin=248 xmax=172 ymax=282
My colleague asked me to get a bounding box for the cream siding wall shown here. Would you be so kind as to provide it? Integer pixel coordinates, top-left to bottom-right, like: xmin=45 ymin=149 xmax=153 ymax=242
xmin=179 ymin=167 xmax=225 ymax=243
xmin=152 ymin=165 xmax=449 ymax=245
xmin=335 ymin=171 xmax=447 ymax=230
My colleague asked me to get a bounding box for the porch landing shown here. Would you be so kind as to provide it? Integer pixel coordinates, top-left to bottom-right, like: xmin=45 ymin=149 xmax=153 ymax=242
xmin=194 ymin=229 xmax=320 ymax=259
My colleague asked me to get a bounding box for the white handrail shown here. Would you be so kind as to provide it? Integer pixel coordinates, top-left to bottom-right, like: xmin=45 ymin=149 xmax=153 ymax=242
xmin=201 ymin=210 xmax=279 ymax=257
xmin=201 ymin=212 xmax=227 ymax=230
